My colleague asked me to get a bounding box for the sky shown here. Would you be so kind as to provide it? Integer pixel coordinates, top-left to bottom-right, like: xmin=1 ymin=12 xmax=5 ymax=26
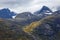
xmin=0 ymin=0 xmax=60 ymax=13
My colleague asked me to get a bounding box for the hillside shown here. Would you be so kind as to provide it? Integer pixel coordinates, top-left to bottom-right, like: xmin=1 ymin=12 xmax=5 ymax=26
xmin=0 ymin=18 xmax=35 ymax=40
xmin=23 ymin=14 xmax=60 ymax=40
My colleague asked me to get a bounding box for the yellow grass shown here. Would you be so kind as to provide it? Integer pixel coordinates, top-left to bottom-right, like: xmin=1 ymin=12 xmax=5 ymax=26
xmin=23 ymin=21 xmax=40 ymax=33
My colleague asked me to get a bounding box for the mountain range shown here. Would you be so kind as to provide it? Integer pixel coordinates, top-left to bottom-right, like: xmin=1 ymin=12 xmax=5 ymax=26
xmin=0 ymin=6 xmax=60 ymax=40
xmin=14 ymin=6 xmax=60 ymax=26
xmin=0 ymin=6 xmax=59 ymax=19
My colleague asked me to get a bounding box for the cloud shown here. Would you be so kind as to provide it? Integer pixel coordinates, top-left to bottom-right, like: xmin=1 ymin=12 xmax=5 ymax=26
xmin=0 ymin=0 xmax=32 ymax=7
xmin=0 ymin=0 xmax=60 ymax=13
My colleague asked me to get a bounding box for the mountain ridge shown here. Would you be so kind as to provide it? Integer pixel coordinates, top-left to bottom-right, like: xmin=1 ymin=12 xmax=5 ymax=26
xmin=0 ymin=8 xmax=16 ymax=19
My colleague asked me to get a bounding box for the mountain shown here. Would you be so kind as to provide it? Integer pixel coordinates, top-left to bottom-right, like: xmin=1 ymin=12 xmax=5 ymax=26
xmin=34 ymin=6 xmax=52 ymax=15
xmin=15 ymin=12 xmax=41 ymax=26
xmin=0 ymin=8 xmax=16 ymax=19
xmin=33 ymin=6 xmax=53 ymax=20
xmin=23 ymin=14 xmax=60 ymax=40
xmin=15 ymin=12 xmax=34 ymax=19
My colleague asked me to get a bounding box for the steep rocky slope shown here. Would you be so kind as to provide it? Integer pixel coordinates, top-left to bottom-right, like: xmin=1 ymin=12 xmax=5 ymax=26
xmin=23 ymin=14 xmax=60 ymax=40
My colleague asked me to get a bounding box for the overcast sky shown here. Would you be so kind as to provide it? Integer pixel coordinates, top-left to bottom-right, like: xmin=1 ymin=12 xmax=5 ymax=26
xmin=0 ymin=0 xmax=60 ymax=13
